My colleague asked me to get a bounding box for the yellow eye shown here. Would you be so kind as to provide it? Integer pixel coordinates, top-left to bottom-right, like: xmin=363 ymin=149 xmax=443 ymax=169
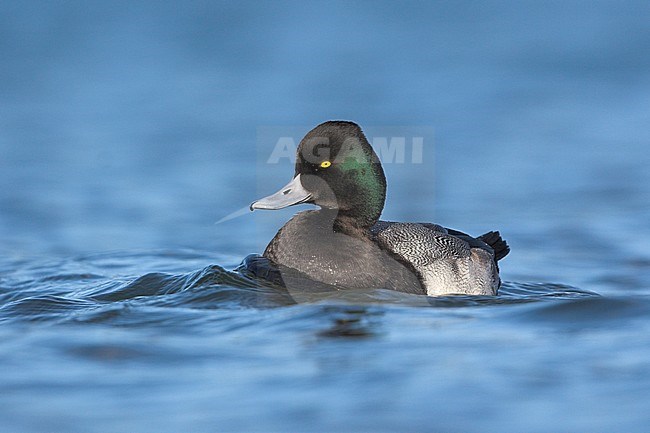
xmin=320 ymin=160 xmax=332 ymax=168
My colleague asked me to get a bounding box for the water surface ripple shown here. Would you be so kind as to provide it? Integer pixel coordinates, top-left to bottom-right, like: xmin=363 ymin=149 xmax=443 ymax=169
xmin=1 ymin=250 xmax=650 ymax=432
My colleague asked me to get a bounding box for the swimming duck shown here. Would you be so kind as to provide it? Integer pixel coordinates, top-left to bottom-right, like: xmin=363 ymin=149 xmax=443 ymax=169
xmin=250 ymin=121 xmax=509 ymax=296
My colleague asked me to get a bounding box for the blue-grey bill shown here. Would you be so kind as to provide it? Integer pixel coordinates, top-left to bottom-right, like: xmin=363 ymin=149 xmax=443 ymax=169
xmin=250 ymin=174 xmax=312 ymax=211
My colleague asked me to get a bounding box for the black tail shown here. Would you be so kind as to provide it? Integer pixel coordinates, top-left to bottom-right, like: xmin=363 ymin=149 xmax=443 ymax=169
xmin=478 ymin=231 xmax=510 ymax=261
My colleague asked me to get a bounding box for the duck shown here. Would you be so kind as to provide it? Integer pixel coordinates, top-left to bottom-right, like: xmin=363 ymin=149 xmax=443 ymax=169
xmin=249 ymin=121 xmax=509 ymax=296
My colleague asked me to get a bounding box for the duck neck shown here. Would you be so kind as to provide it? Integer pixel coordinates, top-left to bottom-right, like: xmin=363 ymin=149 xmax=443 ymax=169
xmin=328 ymin=210 xmax=377 ymax=241
xmin=332 ymin=171 xmax=386 ymax=230
xmin=335 ymin=207 xmax=380 ymax=230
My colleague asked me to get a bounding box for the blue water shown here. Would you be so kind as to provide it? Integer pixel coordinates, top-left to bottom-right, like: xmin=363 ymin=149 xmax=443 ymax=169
xmin=2 ymin=1 xmax=650 ymax=432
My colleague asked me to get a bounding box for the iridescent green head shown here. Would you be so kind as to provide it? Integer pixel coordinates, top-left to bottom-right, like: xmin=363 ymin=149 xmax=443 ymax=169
xmin=251 ymin=121 xmax=386 ymax=228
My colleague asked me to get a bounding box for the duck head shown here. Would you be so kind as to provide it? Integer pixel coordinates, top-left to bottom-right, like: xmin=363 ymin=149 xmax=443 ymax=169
xmin=251 ymin=121 xmax=386 ymax=228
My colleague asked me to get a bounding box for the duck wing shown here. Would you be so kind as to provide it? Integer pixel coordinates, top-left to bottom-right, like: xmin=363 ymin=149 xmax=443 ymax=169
xmin=422 ymin=225 xmax=510 ymax=262
xmin=370 ymin=221 xmax=507 ymax=296
xmin=371 ymin=222 xmax=472 ymax=264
